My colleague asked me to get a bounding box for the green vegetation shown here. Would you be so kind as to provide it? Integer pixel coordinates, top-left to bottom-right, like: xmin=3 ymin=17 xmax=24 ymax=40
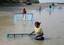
xmin=32 ymin=0 xmax=39 ymax=3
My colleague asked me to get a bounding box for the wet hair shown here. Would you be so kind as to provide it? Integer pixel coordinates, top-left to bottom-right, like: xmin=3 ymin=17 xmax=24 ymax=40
xmin=35 ymin=21 xmax=41 ymax=28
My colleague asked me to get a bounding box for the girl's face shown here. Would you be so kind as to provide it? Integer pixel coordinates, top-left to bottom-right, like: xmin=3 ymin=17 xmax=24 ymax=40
xmin=35 ymin=23 xmax=40 ymax=28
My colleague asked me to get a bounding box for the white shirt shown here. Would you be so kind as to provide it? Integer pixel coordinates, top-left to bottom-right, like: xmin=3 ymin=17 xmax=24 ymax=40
xmin=34 ymin=27 xmax=43 ymax=34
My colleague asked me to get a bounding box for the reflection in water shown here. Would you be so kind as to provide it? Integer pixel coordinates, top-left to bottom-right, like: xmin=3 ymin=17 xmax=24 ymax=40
xmin=13 ymin=13 xmax=33 ymax=24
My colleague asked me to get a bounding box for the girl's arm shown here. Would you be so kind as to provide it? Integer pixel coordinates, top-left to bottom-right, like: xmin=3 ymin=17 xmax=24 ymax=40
xmin=30 ymin=31 xmax=35 ymax=35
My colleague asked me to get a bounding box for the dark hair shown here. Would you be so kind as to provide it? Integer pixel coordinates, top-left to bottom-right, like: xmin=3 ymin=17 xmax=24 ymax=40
xmin=23 ymin=8 xmax=26 ymax=14
xmin=35 ymin=21 xmax=41 ymax=28
xmin=35 ymin=21 xmax=40 ymax=25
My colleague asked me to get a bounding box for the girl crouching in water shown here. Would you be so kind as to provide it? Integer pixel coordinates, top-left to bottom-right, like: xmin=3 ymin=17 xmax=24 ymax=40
xmin=30 ymin=21 xmax=44 ymax=40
